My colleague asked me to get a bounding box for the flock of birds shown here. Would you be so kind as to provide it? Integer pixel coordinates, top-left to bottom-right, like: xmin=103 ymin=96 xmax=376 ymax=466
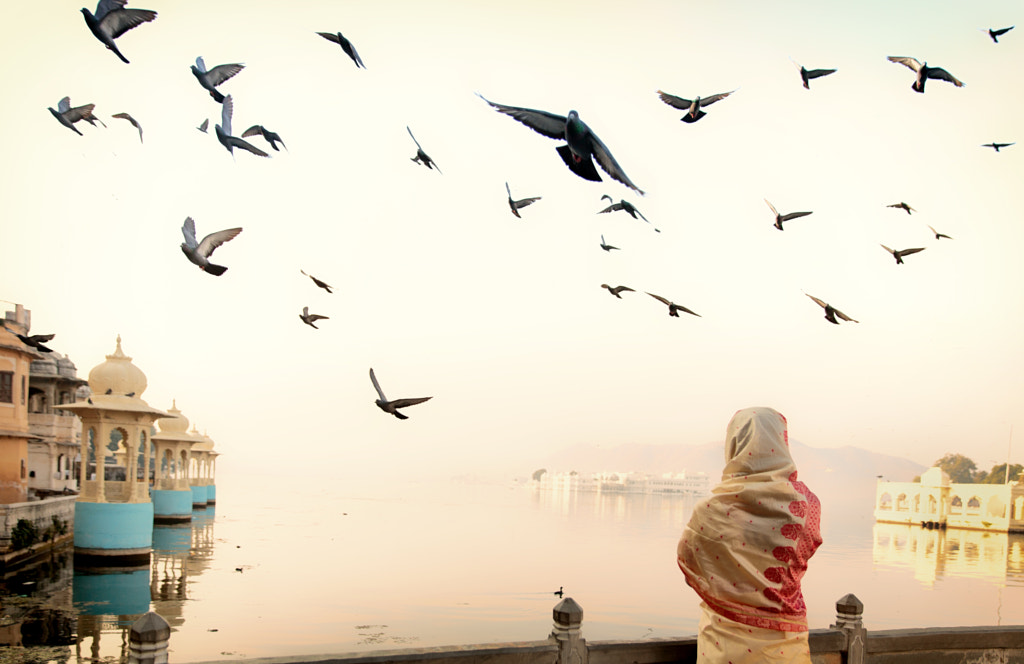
xmin=41 ymin=2 xmax=1018 ymax=420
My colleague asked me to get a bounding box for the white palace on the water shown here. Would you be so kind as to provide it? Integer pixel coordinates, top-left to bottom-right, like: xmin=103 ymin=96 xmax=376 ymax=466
xmin=532 ymin=470 xmax=711 ymax=496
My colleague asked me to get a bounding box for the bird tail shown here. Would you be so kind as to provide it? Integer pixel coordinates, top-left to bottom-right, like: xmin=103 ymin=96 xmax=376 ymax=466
xmin=211 ymin=89 xmax=225 ymax=103
xmin=555 ymin=145 xmax=602 ymax=182
xmin=204 ymin=263 xmax=228 ymax=276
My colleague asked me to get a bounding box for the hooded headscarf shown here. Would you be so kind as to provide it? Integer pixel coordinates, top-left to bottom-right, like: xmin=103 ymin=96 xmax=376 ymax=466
xmin=677 ymin=407 xmax=822 ymax=632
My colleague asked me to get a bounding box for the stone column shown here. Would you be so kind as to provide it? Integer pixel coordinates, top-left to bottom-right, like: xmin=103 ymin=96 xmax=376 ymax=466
xmin=550 ymin=597 xmax=586 ymax=664
xmin=830 ymin=593 xmax=866 ymax=664
xmin=128 ymin=611 xmax=170 ymax=664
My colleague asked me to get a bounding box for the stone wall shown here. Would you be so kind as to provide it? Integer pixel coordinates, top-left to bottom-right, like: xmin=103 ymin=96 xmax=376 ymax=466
xmin=0 ymin=495 xmax=76 ymax=548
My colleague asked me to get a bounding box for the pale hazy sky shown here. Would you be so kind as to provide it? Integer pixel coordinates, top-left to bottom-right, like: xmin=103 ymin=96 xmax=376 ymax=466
xmin=2 ymin=1 xmax=1021 ymax=480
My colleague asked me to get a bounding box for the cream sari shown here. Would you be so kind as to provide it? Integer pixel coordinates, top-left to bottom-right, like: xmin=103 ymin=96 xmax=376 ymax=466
xmin=677 ymin=407 xmax=822 ymax=663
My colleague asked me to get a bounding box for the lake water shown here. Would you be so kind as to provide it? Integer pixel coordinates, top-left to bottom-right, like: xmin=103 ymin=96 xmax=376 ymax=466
xmin=2 ymin=473 xmax=1022 ymax=663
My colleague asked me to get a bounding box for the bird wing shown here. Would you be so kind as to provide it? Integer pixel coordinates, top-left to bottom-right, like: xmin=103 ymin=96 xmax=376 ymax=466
xmin=406 ymin=126 xmax=423 ymax=150
xmin=198 ymin=118 xmax=209 ymax=132
xmin=477 ymin=94 xmax=567 ymax=140
xmin=317 ymin=32 xmax=341 ymax=45
xmin=995 ymin=25 xmax=1015 ymax=36
xmin=113 ymin=112 xmax=143 ymax=142
xmin=241 ymin=125 xmax=263 ymax=138
xmin=57 ymin=97 xmax=71 ymax=113
xmin=880 ymin=244 xmax=895 ymax=255
xmin=514 ymin=197 xmax=540 ymax=208
xmin=899 ymin=247 xmax=926 ymax=257
xmin=698 ymin=90 xmax=736 ymax=107
xmin=805 ymin=293 xmax=829 ymax=310
xmin=342 ymin=37 xmax=365 ymax=68
xmin=779 ymin=211 xmax=812 ymax=221
xmin=888 ymin=56 xmax=922 ymax=72
xmin=301 ymin=306 xmax=309 ymax=316
xmin=587 ymin=128 xmax=644 ymax=195
xmin=196 ymin=227 xmax=242 ymax=258
xmin=389 ymin=397 xmax=432 ymax=409
xmin=369 ymin=368 xmax=387 ymax=401
xmin=764 ymin=199 xmax=779 ymax=217
xmin=94 ymin=0 xmax=126 ymax=21
xmin=675 ymin=304 xmax=700 ymax=317
xmin=833 ymin=308 xmax=858 ymax=323
xmin=804 ymin=68 xmax=836 ymax=80
xmin=194 ymin=56 xmax=207 ymax=73
xmin=229 ymin=136 xmax=270 ymax=156
xmin=646 ymin=292 xmax=671 ymax=306
xmin=505 ymin=182 xmax=512 ymax=198
xmin=307 ymin=314 xmax=329 ymax=322
xmin=616 ymin=286 xmax=635 ymax=293
xmin=924 ymin=66 xmax=964 ymax=87
xmin=205 ymin=63 xmax=245 ymax=87
xmin=99 ymin=7 xmax=156 ymax=40
xmin=220 ymin=95 xmax=233 ymax=136
xmin=598 ymin=203 xmax=620 ymax=214
xmin=181 ymin=217 xmax=198 ymax=248
xmin=655 ymin=90 xmax=693 ymax=110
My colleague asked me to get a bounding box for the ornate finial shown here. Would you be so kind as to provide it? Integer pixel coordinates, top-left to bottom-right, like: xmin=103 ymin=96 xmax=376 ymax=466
xmin=107 ymin=335 xmax=131 ymax=361
xmin=172 ymin=398 xmax=177 ymax=409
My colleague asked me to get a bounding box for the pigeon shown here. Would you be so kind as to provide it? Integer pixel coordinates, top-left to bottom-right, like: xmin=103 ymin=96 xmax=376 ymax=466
xmin=655 ymin=89 xmax=735 ymax=123
xmin=599 ymin=195 xmax=658 ymax=231
xmin=982 ymin=26 xmax=1014 ymax=43
xmin=791 ymin=60 xmax=837 ymax=89
xmin=478 ymin=94 xmax=643 ymax=194
xmin=982 ymin=142 xmax=1014 ymax=152
xmin=180 ymin=217 xmax=242 ymax=276
xmin=887 ymin=202 xmax=915 ymax=215
xmin=299 ymin=306 xmax=329 ymax=329
xmin=765 ymin=199 xmax=812 ymax=230
xmin=369 ymin=368 xmax=432 ymax=420
xmin=316 ymin=31 xmax=365 ymax=69
xmin=887 ymin=56 xmax=964 ymax=93
xmin=216 ymin=96 xmax=269 ymax=158
xmin=8 ymin=329 xmax=56 ymax=353
xmin=805 ymin=293 xmax=858 ymax=325
xmin=242 ymin=125 xmax=286 ymax=151
xmin=505 ymin=182 xmax=540 ymax=218
xmin=300 ymin=270 xmax=333 ymax=293
xmin=646 ymin=292 xmax=700 ymax=317
xmin=197 ymin=119 xmax=209 ymax=133
xmin=601 ymin=284 xmax=634 ymax=298
xmin=191 ymin=57 xmax=244 ymax=104
xmin=48 ymin=97 xmax=104 ymax=135
xmin=81 ymin=0 xmax=156 ymax=64
xmin=407 ymin=126 xmax=441 ymax=173
xmin=599 ymin=235 xmax=619 ymax=252
xmin=881 ymin=244 xmax=925 ymax=265
xmin=111 ymin=112 xmax=142 ymax=143
xmin=927 ymin=225 xmax=952 ymax=240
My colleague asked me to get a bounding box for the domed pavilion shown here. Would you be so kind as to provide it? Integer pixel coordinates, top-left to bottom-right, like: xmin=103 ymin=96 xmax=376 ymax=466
xmin=151 ymin=400 xmax=199 ymax=523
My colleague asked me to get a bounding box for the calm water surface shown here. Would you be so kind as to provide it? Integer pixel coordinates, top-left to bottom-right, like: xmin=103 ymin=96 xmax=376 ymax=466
xmin=2 ymin=473 xmax=1022 ymax=662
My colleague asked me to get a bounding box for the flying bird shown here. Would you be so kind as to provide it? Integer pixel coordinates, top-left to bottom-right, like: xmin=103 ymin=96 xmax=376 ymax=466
xmin=887 ymin=56 xmax=964 ymax=93
xmin=881 ymin=244 xmax=925 ymax=265
xmin=655 ymin=89 xmax=735 ymax=123
xmin=887 ymin=202 xmax=915 ymax=215
xmin=791 ymin=60 xmax=837 ymax=89
xmin=982 ymin=26 xmax=1014 ymax=43
xmin=646 ymin=292 xmax=700 ymax=318
xmin=3 ymin=325 xmax=56 ymax=353
xmin=242 ymin=125 xmax=286 ymax=151
xmin=982 ymin=142 xmax=1014 ymax=152
xmin=197 ymin=118 xmax=209 ymax=133
xmin=216 ymin=96 xmax=269 ymax=158
xmin=407 ymin=126 xmax=441 ymax=173
xmin=599 ymin=235 xmax=619 ymax=252
xmin=300 ymin=270 xmax=333 ymax=293
xmin=111 ymin=112 xmax=142 ymax=143
xmin=805 ymin=293 xmax=858 ymax=325
xmin=927 ymin=225 xmax=952 ymax=240
xmin=765 ymin=199 xmax=812 ymax=230
xmin=191 ymin=57 xmax=244 ymax=103
xmin=81 ymin=0 xmax=156 ymax=64
xmin=48 ymin=97 xmax=104 ymax=135
xmin=478 ymin=94 xmax=644 ymax=195
xmin=316 ymin=31 xmax=365 ymax=69
xmin=369 ymin=368 xmax=432 ymax=420
xmin=299 ymin=307 xmax=329 ymax=329
xmin=601 ymin=284 xmax=633 ymax=298
xmin=505 ymin=182 xmax=540 ymax=218
xmin=180 ymin=217 xmax=242 ymax=276
xmin=599 ymin=195 xmax=658 ymax=231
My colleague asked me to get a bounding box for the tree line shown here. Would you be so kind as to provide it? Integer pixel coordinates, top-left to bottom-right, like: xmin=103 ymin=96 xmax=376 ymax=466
xmin=915 ymin=453 xmax=1023 ymax=484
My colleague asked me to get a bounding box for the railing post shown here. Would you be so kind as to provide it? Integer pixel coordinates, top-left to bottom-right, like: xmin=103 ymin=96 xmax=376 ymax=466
xmin=830 ymin=593 xmax=866 ymax=664
xmin=550 ymin=597 xmax=586 ymax=664
xmin=129 ymin=611 xmax=171 ymax=664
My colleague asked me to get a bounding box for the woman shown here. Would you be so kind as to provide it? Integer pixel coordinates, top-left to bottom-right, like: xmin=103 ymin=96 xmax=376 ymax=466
xmin=677 ymin=407 xmax=822 ymax=663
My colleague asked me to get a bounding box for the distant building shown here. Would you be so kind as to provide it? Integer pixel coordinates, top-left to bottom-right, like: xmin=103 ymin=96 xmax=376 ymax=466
xmin=27 ymin=348 xmax=88 ymax=496
xmin=874 ymin=466 xmax=1024 ymax=533
xmin=533 ymin=470 xmax=710 ymax=496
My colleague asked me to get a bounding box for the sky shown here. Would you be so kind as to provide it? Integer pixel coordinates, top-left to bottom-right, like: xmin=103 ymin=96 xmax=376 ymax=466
xmin=2 ymin=0 xmax=1022 ymax=481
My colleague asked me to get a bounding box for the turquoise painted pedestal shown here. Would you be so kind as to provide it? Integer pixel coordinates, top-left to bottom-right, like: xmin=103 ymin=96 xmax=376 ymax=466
xmin=152 ymin=489 xmax=193 ymax=524
xmin=74 ymin=501 xmax=153 ymax=566
xmin=207 ymin=484 xmax=216 ymax=505
xmin=191 ymin=484 xmax=209 ymax=508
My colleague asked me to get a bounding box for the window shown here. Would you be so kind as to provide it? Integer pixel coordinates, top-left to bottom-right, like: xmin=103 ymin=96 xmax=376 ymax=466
xmin=0 ymin=371 xmax=12 ymax=403
xmin=20 ymin=375 xmax=25 ymax=405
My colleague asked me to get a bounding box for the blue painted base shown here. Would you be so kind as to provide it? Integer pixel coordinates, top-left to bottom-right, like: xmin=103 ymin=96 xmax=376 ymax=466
xmin=207 ymin=484 xmax=216 ymax=504
xmin=152 ymin=489 xmax=193 ymax=523
xmin=191 ymin=484 xmax=209 ymax=507
xmin=74 ymin=501 xmax=154 ymax=552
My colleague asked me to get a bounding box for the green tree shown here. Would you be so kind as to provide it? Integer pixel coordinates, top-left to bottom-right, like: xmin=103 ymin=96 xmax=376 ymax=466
xmin=934 ymin=453 xmax=980 ymax=483
xmin=980 ymin=463 xmax=1024 ymax=484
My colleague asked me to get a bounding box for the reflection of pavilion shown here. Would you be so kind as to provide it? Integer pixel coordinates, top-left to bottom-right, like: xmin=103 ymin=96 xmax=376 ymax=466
xmin=72 ymin=565 xmax=150 ymax=663
xmin=875 ymin=467 xmax=1024 ymax=533
xmin=873 ymin=521 xmax=1024 ymax=587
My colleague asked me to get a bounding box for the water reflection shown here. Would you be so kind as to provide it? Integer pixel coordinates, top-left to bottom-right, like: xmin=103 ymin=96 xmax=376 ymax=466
xmin=873 ymin=523 xmax=1024 ymax=587
xmin=530 ymin=485 xmax=697 ymax=534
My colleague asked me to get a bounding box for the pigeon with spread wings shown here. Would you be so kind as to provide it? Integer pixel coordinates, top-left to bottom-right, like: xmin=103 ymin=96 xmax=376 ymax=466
xmin=982 ymin=26 xmax=1014 ymax=43
xmin=506 ymin=182 xmax=540 ymax=218
xmin=791 ymin=60 xmax=836 ymax=89
xmin=765 ymin=199 xmax=812 ymax=230
xmin=316 ymin=31 xmax=365 ymax=69
xmin=647 ymin=293 xmax=700 ymax=318
xmin=81 ymin=0 xmax=156 ymax=64
xmin=180 ymin=217 xmax=242 ymax=276
xmin=242 ymin=125 xmax=286 ymax=151
xmin=881 ymin=244 xmax=925 ymax=265
xmin=191 ymin=57 xmax=244 ymax=103
xmin=48 ymin=97 xmax=104 ymax=135
xmin=601 ymin=284 xmax=633 ymax=298
xmin=887 ymin=56 xmax=963 ymax=93
xmin=300 ymin=270 xmax=333 ymax=293
xmin=655 ymin=89 xmax=735 ymax=123
xmin=805 ymin=293 xmax=858 ymax=325
xmin=112 ymin=112 xmax=143 ymax=143
xmin=369 ymin=368 xmax=432 ymax=420
xmin=478 ymin=94 xmax=643 ymax=195
xmin=216 ymin=96 xmax=269 ymax=158
xmin=299 ymin=307 xmax=329 ymax=329
xmin=407 ymin=127 xmax=441 ymax=173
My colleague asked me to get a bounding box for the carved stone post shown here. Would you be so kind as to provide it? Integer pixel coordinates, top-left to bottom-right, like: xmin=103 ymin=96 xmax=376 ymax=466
xmin=550 ymin=597 xmax=586 ymax=664
xmin=128 ymin=611 xmax=170 ymax=664
xmin=830 ymin=593 xmax=866 ymax=664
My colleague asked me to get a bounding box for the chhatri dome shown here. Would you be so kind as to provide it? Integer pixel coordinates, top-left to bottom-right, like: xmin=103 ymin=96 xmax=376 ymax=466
xmin=157 ymin=400 xmax=190 ymax=434
xmin=88 ymin=335 xmax=147 ymax=399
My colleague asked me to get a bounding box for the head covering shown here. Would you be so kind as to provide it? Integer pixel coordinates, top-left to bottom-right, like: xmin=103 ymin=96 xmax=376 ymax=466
xmin=677 ymin=407 xmax=822 ymax=632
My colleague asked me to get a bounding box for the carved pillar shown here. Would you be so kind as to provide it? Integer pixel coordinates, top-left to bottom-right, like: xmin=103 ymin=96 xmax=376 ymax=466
xmin=830 ymin=593 xmax=866 ymax=664
xmin=550 ymin=597 xmax=586 ymax=664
